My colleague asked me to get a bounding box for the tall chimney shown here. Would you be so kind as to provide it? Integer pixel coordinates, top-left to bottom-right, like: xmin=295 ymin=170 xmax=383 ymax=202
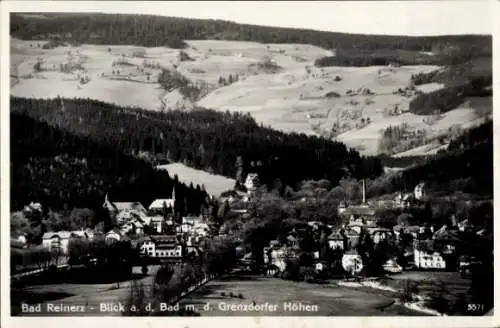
xmin=362 ymin=179 xmax=366 ymax=204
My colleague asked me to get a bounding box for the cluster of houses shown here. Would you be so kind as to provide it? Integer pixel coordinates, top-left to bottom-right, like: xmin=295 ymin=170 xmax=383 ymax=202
xmin=262 ymin=180 xmax=485 ymax=277
xmin=18 ymin=188 xmax=211 ymax=263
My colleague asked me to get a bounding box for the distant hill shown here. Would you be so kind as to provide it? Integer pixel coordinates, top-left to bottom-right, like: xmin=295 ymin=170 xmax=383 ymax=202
xmin=10 ymin=12 xmax=491 ymax=53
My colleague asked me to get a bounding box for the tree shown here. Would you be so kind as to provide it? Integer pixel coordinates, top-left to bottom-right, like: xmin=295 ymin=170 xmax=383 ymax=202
xmin=217 ymin=200 xmax=230 ymax=221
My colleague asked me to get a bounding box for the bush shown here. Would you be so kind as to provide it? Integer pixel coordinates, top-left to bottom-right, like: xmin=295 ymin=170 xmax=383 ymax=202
xmin=325 ymin=91 xmax=341 ymax=98
xmin=178 ymin=51 xmax=194 ymax=62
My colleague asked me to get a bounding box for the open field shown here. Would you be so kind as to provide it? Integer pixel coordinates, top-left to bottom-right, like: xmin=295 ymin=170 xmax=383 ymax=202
xmin=11 ymin=265 xmax=160 ymax=316
xmin=15 ymin=267 xmax=421 ymax=316
xmin=11 ymin=38 xmax=490 ymax=155
xmin=177 ymin=271 xmax=421 ymax=316
xmin=156 ymin=163 xmax=235 ymax=197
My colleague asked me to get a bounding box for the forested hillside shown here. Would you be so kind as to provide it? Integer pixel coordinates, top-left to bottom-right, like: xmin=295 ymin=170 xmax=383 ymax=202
xmin=11 ymin=112 xmax=208 ymax=212
xmin=11 ymin=13 xmax=491 ymax=53
xmin=386 ymin=121 xmax=493 ymax=195
xmin=408 ymin=57 xmax=492 ymax=115
xmin=314 ymin=45 xmax=491 ymax=67
xmin=11 ymin=97 xmax=383 ymax=189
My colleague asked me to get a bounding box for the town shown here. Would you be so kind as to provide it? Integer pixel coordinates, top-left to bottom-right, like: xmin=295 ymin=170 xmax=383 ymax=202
xmin=8 ymin=6 xmax=493 ymax=319
xmin=11 ymin=169 xmax=493 ymax=316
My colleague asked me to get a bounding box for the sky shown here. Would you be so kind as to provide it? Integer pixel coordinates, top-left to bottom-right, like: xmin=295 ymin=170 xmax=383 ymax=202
xmin=6 ymin=1 xmax=493 ymax=36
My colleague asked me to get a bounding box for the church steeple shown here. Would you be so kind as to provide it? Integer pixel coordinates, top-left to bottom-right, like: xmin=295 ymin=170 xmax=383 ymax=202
xmin=102 ymin=192 xmax=115 ymax=212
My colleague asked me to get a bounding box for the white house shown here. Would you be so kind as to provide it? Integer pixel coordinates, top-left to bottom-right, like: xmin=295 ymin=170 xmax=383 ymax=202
xmin=244 ymin=173 xmax=260 ymax=193
xmin=42 ymin=231 xmax=88 ymax=254
xmin=414 ymin=182 xmax=426 ymax=200
xmin=328 ymin=231 xmax=344 ymax=250
xmin=148 ymin=187 xmax=176 ymax=213
xmin=105 ymin=229 xmax=122 ymax=243
xmin=368 ymin=228 xmax=392 ymax=244
xmin=149 ymin=198 xmax=175 ymax=212
xmin=264 ymin=247 xmax=288 ymax=272
xmin=414 ymin=250 xmax=446 ymax=269
xmin=413 ymin=240 xmax=446 ymax=270
xmin=342 ymin=250 xmax=363 ymax=275
xmin=114 ymin=202 xmax=147 ymax=224
xmin=23 ymin=202 xmax=43 ymax=214
xmin=182 ymin=216 xmax=204 ymax=226
xmin=146 ymin=235 xmax=183 ymax=259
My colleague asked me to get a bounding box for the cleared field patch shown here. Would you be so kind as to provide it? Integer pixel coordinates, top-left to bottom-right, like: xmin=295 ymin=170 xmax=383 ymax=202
xmin=156 ymin=163 xmax=235 ymax=196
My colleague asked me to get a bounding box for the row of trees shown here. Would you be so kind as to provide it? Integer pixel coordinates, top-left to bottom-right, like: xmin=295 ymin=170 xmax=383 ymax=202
xmin=11 ymin=112 xmax=208 ymax=215
xmin=11 ymin=13 xmax=491 ymax=52
xmin=11 ymin=97 xmax=383 ymax=189
xmin=157 ymin=69 xmax=202 ymax=101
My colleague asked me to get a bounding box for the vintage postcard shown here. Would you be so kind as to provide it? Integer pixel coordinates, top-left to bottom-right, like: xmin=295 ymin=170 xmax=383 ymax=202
xmin=1 ymin=1 xmax=497 ymax=327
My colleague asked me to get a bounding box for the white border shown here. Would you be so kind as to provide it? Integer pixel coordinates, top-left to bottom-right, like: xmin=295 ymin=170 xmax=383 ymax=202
xmin=1 ymin=1 xmax=498 ymax=328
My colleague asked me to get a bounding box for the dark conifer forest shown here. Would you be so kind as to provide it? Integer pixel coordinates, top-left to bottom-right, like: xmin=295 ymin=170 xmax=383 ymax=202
xmin=11 ymin=97 xmax=383 ymax=190
xmin=11 ymin=111 xmax=208 ymax=212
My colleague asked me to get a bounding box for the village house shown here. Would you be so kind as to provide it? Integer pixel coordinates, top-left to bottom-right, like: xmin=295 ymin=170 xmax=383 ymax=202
xmin=148 ymin=235 xmax=183 ymax=260
xmin=458 ymin=219 xmax=473 ymax=232
xmin=414 ymin=182 xmax=426 ymax=200
xmin=307 ymin=221 xmax=323 ymax=231
xmin=102 ymin=194 xmax=144 ymax=220
xmin=148 ymin=198 xmax=175 ymax=214
xmin=148 ymin=187 xmax=177 ymax=214
xmin=144 ymin=215 xmax=175 ymax=234
xmin=413 ymin=240 xmax=446 ymax=270
xmin=121 ymin=220 xmax=145 ymax=236
xmin=433 ymin=227 xmax=459 ymax=255
xmin=394 ymin=192 xmax=413 ymax=208
xmin=115 ymin=202 xmax=146 ymax=222
xmin=368 ymin=227 xmax=393 ymax=244
xmin=23 ymin=202 xmax=43 ymax=214
xmin=42 ymin=230 xmax=90 ymax=254
xmin=105 ymin=229 xmax=122 ymax=243
xmin=286 ymin=234 xmax=299 ymax=248
xmin=11 ymin=238 xmax=27 ymax=249
xmin=244 ymin=173 xmax=260 ymax=193
xmin=344 ymin=228 xmax=360 ymax=250
xmin=327 ymin=231 xmax=345 ymax=250
xmin=342 ymin=249 xmax=363 ymax=275
xmin=180 ymin=215 xmax=206 ymax=232
xmin=337 ymin=201 xmax=347 ymax=215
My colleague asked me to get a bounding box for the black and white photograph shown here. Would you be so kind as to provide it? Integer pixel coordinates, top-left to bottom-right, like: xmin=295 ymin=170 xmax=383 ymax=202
xmin=2 ymin=0 xmax=495 ymax=321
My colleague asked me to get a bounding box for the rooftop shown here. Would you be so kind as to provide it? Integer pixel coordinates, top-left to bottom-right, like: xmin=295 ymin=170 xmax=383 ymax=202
xmin=113 ymin=202 xmax=146 ymax=212
xmin=149 ymin=199 xmax=175 ymax=210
